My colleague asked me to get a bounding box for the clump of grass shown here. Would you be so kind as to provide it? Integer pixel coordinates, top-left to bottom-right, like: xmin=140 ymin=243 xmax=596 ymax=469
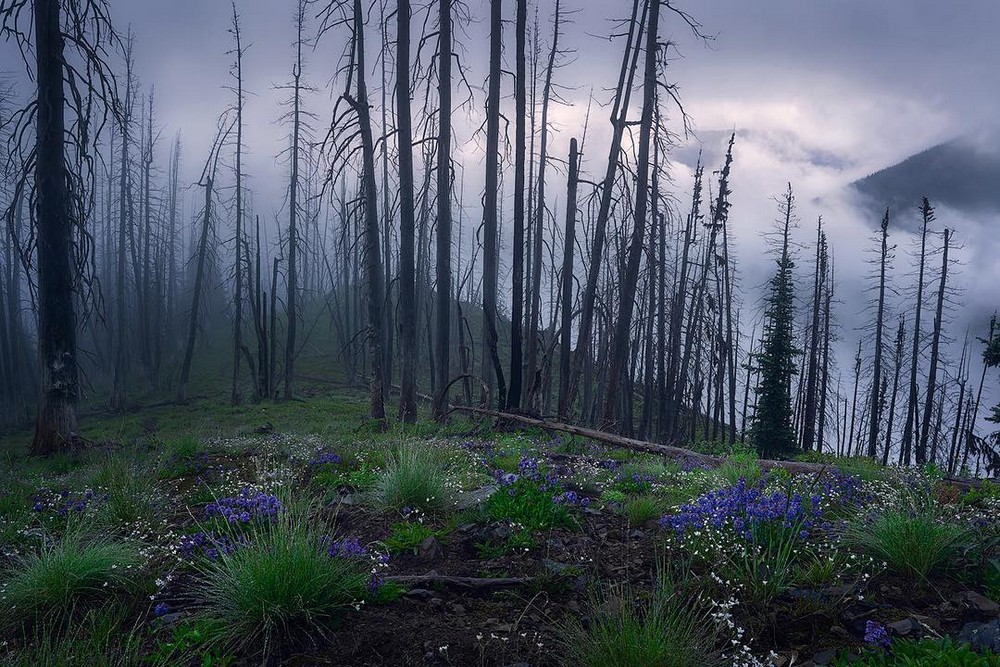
xmin=373 ymin=443 xmax=450 ymax=514
xmin=0 ymin=531 xmax=141 ymax=630
xmin=624 ymin=494 xmax=666 ymax=527
xmin=93 ymin=453 xmax=165 ymax=528
xmin=716 ymin=444 xmax=761 ymax=488
xmin=560 ymin=577 xmax=723 ymax=667
xmin=190 ymin=505 xmax=370 ymax=655
xmin=843 ymin=508 xmax=968 ymax=581
xmin=0 ymin=603 xmax=144 ymax=667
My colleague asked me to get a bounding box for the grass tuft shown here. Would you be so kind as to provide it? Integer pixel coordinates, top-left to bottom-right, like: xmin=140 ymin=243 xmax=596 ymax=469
xmin=0 ymin=531 xmax=141 ymax=630
xmin=844 ymin=508 xmax=968 ymax=581
xmin=190 ymin=503 xmax=370 ymax=655
xmin=373 ymin=443 xmax=450 ymax=514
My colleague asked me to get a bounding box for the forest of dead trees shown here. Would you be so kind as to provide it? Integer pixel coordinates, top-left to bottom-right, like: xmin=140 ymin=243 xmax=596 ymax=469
xmin=1 ymin=0 xmax=998 ymax=475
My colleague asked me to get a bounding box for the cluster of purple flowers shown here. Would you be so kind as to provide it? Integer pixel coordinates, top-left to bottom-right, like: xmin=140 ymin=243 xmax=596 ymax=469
xmin=820 ymin=471 xmax=870 ymax=507
xmin=205 ymin=489 xmax=282 ymax=524
xmin=323 ymin=536 xmax=368 ymax=559
xmin=553 ymin=490 xmax=590 ymax=508
xmin=493 ymin=457 xmax=562 ymax=497
xmin=309 ymin=450 xmax=343 ymax=466
xmin=178 ymin=531 xmax=239 ymax=560
xmin=31 ymin=487 xmax=106 ymax=516
xmin=660 ymin=477 xmax=823 ymax=540
xmin=322 ymin=536 xmax=389 ymax=595
xmin=864 ymin=620 xmax=891 ymax=649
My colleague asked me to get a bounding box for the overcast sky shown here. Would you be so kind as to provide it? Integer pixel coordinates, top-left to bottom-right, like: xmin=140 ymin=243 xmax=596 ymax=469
xmin=3 ymin=0 xmax=999 ymax=418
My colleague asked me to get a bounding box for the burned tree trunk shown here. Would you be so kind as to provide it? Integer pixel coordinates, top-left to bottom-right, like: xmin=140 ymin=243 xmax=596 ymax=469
xmin=601 ymin=0 xmax=660 ymax=431
xmin=917 ymin=228 xmax=950 ymax=465
xmin=433 ymin=0 xmax=453 ymax=421
xmin=396 ymin=0 xmax=418 ymax=421
xmin=31 ymin=0 xmax=79 ymax=454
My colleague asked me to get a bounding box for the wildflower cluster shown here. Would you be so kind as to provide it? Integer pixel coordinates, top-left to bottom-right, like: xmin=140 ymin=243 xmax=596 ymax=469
xmin=552 ymin=490 xmax=590 ymax=508
xmin=309 ymin=450 xmax=343 ymax=466
xmin=178 ymin=532 xmax=239 ymax=560
xmin=30 ymin=487 xmax=106 ymax=517
xmin=322 ymin=536 xmax=390 ymax=594
xmin=661 ymin=477 xmax=823 ymax=540
xmin=204 ymin=489 xmax=282 ymax=524
xmin=864 ymin=620 xmax=891 ymax=650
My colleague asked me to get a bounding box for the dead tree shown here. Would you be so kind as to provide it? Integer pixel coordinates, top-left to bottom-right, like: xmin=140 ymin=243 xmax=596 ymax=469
xmin=917 ymin=228 xmax=951 ymax=464
xmin=507 ymin=0 xmax=528 ymax=412
xmin=481 ymin=0 xmax=506 ymax=410
xmin=867 ymin=209 xmax=890 ymax=458
xmin=901 ymin=198 xmax=932 ymax=464
xmin=557 ymin=137 xmax=579 ymax=421
xmin=433 ymin=0 xmax=453 ymax=420
xmin=601 ymin=0 xmax=662 ymax=430
xmin=284 ymin=0 xmax=306 ymax=400
xmin=566 ymin=0 xmax=645 ymax=417
xmin=396 ymin=0 xmax=418 ymax=421
xmin=229 ymin=2 xmax=247 ymax=405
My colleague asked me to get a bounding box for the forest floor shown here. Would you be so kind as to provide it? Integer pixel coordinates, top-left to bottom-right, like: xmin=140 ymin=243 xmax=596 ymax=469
xmin=0 ymin=390 xmax=998 ymax=666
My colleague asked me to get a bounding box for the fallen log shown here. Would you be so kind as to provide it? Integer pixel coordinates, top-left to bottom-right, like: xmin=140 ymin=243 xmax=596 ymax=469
xmin=448 ymin=405 xmax=992 ymax=488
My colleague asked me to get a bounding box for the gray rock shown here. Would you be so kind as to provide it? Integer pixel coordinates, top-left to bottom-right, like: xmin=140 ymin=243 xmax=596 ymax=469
xmin=958 ymin=619 xmax=1000 ymax=652
xmin=417 ymin=536 xmax=444 ymax=562
xmin=456 ymin=485 xmax=497 ymax=509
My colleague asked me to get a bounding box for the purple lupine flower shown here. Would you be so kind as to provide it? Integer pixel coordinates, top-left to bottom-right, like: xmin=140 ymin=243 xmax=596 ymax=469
xmin=153 ymin=602 xmax=170 ymax=617
xmin=205 ymin=489 xmax=282 ymax=524
xmin=325 ymin=536 xmax=368 ymax=559
xmin=310 ymin=450 xmax=343 ymax=466
xmin=864 ymin=621 xmax=891 ymax=650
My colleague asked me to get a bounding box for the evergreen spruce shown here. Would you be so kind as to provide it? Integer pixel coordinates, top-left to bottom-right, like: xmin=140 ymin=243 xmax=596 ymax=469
xmin=750 ymin=185 xmax=799 ymax=459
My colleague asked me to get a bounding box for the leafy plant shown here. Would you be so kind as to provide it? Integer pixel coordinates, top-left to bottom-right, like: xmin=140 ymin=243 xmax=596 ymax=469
xmin=147 ymin=618 xmax=235 ymax=667
xmin=485 ymin=477 xmax=575 ymax=531
xmin=832 ymin=638 xmax=1000 ymax=666
xmin=384 ymin=521 xmax=437 ymax=554
xmin=373 ymin=443 xmax=450 ymax=514
xmin=844 ymin=508 xmax=968 ymax=581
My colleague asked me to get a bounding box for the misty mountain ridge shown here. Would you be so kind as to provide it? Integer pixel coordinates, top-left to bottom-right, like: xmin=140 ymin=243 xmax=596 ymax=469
xmin=851 ymin=135 xmax=1000 ymax=226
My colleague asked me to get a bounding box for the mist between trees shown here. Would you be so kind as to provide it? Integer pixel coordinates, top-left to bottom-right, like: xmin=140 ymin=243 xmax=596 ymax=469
xmin=1 ymin=0 xmax=998 ymax=476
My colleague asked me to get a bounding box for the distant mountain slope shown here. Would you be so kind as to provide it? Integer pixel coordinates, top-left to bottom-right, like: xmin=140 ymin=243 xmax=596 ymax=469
xmin=851 ymin=138 xmax=1000 ymax=217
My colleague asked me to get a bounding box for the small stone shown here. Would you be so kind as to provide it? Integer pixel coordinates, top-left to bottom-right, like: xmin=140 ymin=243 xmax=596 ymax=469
xmin=417 ymin=536 xmax=444 ymax=562
xmin=954 ymin=591 xmax=1000 ymax=614
xmin=628 ymin=529 xmax=645 ymax=539
xmin=428 ymin=598 xmax=444 ymax=609
xmin=888 ymin=618 xmax=919 ymax=636
xmin=450 ymin=603 xmax=466 ymax=615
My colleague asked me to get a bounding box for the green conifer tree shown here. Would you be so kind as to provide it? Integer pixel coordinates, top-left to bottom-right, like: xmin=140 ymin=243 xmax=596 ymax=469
xmin=750 ymin=185 xmax=800 ymax=459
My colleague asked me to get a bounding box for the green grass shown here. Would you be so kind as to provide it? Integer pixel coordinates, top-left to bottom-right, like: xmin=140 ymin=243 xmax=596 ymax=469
xmin=833 ymin=638 xmax=1000 ymax=666
xmin=0 ymin=603 xmax=144 ymax=667
xmin=0 ymin=531 xmax=142 ymax=630
xmin=484 ymin=478 xmax=575 ymax=531
xmin=373 ymin=443 xmax=451 ymax=514
xmin=844 ymin=508 xmax=969 ymax=581
xmin=190 ymin=504 xmax=370 ymax=655
xmin=92 ymin=453 xmax=164 ymax=528
xmin=559 ymin=578 xmax=723 ymax=667
xmin=624 ymin=494 xmax=666 ymax=526
xmin=384 ymin=521 xmax=437 ymax=554
xmin=717 ymin=444 xmax=761 ymax=488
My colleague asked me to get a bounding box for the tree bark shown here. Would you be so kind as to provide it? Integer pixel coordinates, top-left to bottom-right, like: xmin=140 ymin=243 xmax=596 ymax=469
xmin=31 ymin=0 xmax=79 ymax=454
